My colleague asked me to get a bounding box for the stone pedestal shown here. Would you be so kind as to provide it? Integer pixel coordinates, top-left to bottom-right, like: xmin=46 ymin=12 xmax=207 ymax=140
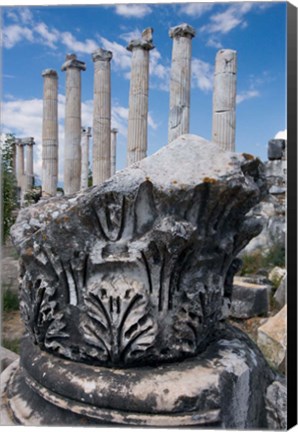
xmin=1 ymin=325 xmax=274 ymax=427
xmin=168 ymin=24 xmax=196 ymax=143
xmin=126 ymin=29 xmax=154 ymax=166
xmin=92 ymin=48 xmax=113 ymax=186
xmin=110 ymin=128 xmax=118 ymax=176
xmin=212 ymin=49 xmax=237 ymax=151
xmin=80 ymin=127 xmax=91 ymax=190
xmin=62 ymin=54 xmax=86 ymax=195
xmin=42 ymin=69 xmax=59 ymax=197
xmin=5 ymin=134 xmax=276 ymax=428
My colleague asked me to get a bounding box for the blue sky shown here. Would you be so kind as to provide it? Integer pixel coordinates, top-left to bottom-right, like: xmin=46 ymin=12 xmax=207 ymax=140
xmin=1 ymin=1 xmax=287 ymax=186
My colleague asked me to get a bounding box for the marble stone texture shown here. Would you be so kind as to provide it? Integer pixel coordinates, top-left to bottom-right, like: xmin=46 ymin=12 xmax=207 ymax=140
xmin=168 ymin=23 xmax=196 ymax=143
xmin=11 ymin=134 xmax=267 ymax=367
xmin=126 ymin=29 xmax=154 ymax=166
xmin=42 ymin=69 xmax=58 ymax=197
xmin=62 ymin=54 xmax=86 ymax=194
xmin=212 ymin=49 xmax=237 ymax=151
xmin=4 ymin=134 xmax=278 ymax=428
xmin=92 ymin=48 xmax=113 ymax=185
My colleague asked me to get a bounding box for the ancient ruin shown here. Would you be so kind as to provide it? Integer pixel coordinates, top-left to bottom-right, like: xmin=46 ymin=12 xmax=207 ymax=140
xmin=126 ymin=28 xmax=154 ymax=166
xmin=1 ymin=17 xmax=287 ymax=429
xmin=212 ymin=49 xmax=237 ymax=151
xmin=42 ymin=69 xmax=59 ymax=197
xmin=2 ymin=134 xmax=278 ymax=427
xmin=168 ymin=24 xmax=196 ymax=143
xmin=92 ymin=48 xmax=113 ymax=185
xmin=62 ymin=54 xmax=86 ymax=194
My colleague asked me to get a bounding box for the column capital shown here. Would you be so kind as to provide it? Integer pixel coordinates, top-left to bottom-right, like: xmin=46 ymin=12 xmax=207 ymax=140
xmin=81 ymin=126 xmax=92 ymax=137
xmin=111 ymin=128 xmax=118 ymax=134
xmin=16 ymin=137 xmax=35 ymax=146
xmin=169 ymin=23 xmax=196 ymax=39
xmin=92 ymin=48 xmax=113 ymax=62
xmin=127 ymin=28 xmax=155 ymax=52
xmin=61 ymin=53 xmax=86 ymax=72
xmin=42 ymin=69 xmax=58 ymax=78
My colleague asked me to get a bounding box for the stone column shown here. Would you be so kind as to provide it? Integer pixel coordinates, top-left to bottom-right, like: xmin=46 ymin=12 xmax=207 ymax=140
xmin=212 ymin=49 xmax=237 ymax=151
xmin=126 ymin=28 xmax=154 ymax=166
xmin=110 ymin=128 xmax=118 ymax=176
xmin=16 ymin=139 xmax=25 ymax=189
xmin=168 ymin=23 xmax=196 ymax=144
xmin=25 ymin=137 xmax=35 ymax=191
xmin=61 ymin=54 xmax=86 ymax=194
xmin=92 ymin=48 xmax=113 ymax=186
xmin=81 ymin=127 xmax=91 ymax=190
xmin=12 ymin=139 xmax=17 ymax=177
xmin=42 ymin=69 xmax=59 ymax=197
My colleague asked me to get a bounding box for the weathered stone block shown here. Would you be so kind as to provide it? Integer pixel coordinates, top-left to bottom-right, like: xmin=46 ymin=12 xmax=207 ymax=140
xmin=230 ymin=276 xmax=269 ymax=318
xmin=265 ymin=380 xmax=287 ymax=429
xmin=11 ymin=134 xmax=267 ymax=368
xmin=257 ymin=305 xmax=287 ymax=372
xmin=1 ymin=325 xmax=274 ymax=427
xmin=267 ymin=139 xmax=286 ymax=160
xmin=6 ymin=134 xmax=274 ymax=427
xmin=274 ymin=273 xmax=286 ymax=308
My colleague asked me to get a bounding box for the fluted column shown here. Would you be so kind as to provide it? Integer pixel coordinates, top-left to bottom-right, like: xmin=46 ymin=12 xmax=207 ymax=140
xmin=61 ymin=54 xmax=86 ymax=194
xmin=212 ymin=49 xmax=237 ymax=151
xmin=126 ymin=28 xmax=154 ymax=166
xmin=81 ymin=126 xmax=91 ymax=190
xmin=16 ymin=139 xmax=25 ymax=201
xmin=42 ymin=69 xmax=58 ymax=197
xmin=25 ymin=137 xmax=35 ymax=191
xmin=92 ymin=48 xmax=113 ymax=186
xmin=110 ymin=128 xmax=118 ymax=176
xmin=12 ymin=139 xmax=17 ymax=177
xmin=168 ymin=23 xmax=196 ymax=144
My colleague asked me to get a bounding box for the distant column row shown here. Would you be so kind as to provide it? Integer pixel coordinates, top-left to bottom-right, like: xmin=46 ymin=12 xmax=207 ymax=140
xmin=39 ymin=24 xmax=237 ymax=197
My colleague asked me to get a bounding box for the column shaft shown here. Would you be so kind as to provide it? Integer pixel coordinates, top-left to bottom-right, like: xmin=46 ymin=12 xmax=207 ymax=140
xmin=126 ymin=29 xmax=154 ymax=166
xmin=92 ymin=49 xmax=112 ymax=186
xmin=42 ymin=69 xmax=58 ymax=197
xmin=168 ymin=24 xmax=196 ymax=143
xmin=81 ymin=127 xmax=91 ymax=189
xmin=212 ymin=49 xmax=237 ymax=151
xmin=110 ymin=128 xmax=118 ymax=176
xmin=16 ymin=142 xmax=25 ymax=189
xmin=25 ymin=143 xmax=34 ymax=190
xmin=62 ymin=54 xmax=86 ymax=194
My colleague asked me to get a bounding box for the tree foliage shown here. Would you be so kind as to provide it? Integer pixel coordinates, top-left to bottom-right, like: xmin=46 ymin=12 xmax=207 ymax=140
xmin=1 ymin=133 xmax=18 ymax=242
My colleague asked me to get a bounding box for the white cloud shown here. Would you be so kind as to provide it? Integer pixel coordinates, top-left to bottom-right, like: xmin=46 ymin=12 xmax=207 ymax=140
xmin=236 ymin=89 xmax=260 ymax=104
xmin=119 ymin=29 xmax=142 ymax=44
xmin=35 ymin=22 xmax=60 ymax=49
xmin=100 ymin=36 xmax=131 ymax=70
xmin=179 ymin=3 xmax=214 ymax=17
xmin=3 ymin=24 xmax=34 ymax=49
xmin=274 ymin=129 xmax=287 ymax=140
xmin=60 ymin=31 xmax=99 ymax=55
xmin=206 ymin=37 xmax=222 ymax=49
xmin=201 ymin=3 xmax=254 ymax=34
xmin=115 ymin=4 xmax=152 ymax=18
xmin=191 ymin=58 xmax=214 ymax=92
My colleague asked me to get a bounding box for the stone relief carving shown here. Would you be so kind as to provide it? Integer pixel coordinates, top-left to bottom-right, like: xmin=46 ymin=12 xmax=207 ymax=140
xmin=13 ymin=135 xmax=267 ymax=367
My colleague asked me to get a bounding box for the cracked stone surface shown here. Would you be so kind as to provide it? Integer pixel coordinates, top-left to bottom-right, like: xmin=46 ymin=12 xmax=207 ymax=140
xmin=11 ymin=134 xmax=267 ymax=368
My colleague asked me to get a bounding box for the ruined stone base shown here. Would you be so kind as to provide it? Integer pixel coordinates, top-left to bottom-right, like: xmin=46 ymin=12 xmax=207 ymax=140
xmin=1 ymin=324 xmax=275 ymax=428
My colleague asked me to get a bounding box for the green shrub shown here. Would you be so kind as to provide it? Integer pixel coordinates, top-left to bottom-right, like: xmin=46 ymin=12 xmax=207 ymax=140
xmin=239 ymin=242 xmax=285 ymax=276
xmin=2 ymin=289 xmax=19 ymax=312
xmin=2 ymin=338 xmax=20 ymax=354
